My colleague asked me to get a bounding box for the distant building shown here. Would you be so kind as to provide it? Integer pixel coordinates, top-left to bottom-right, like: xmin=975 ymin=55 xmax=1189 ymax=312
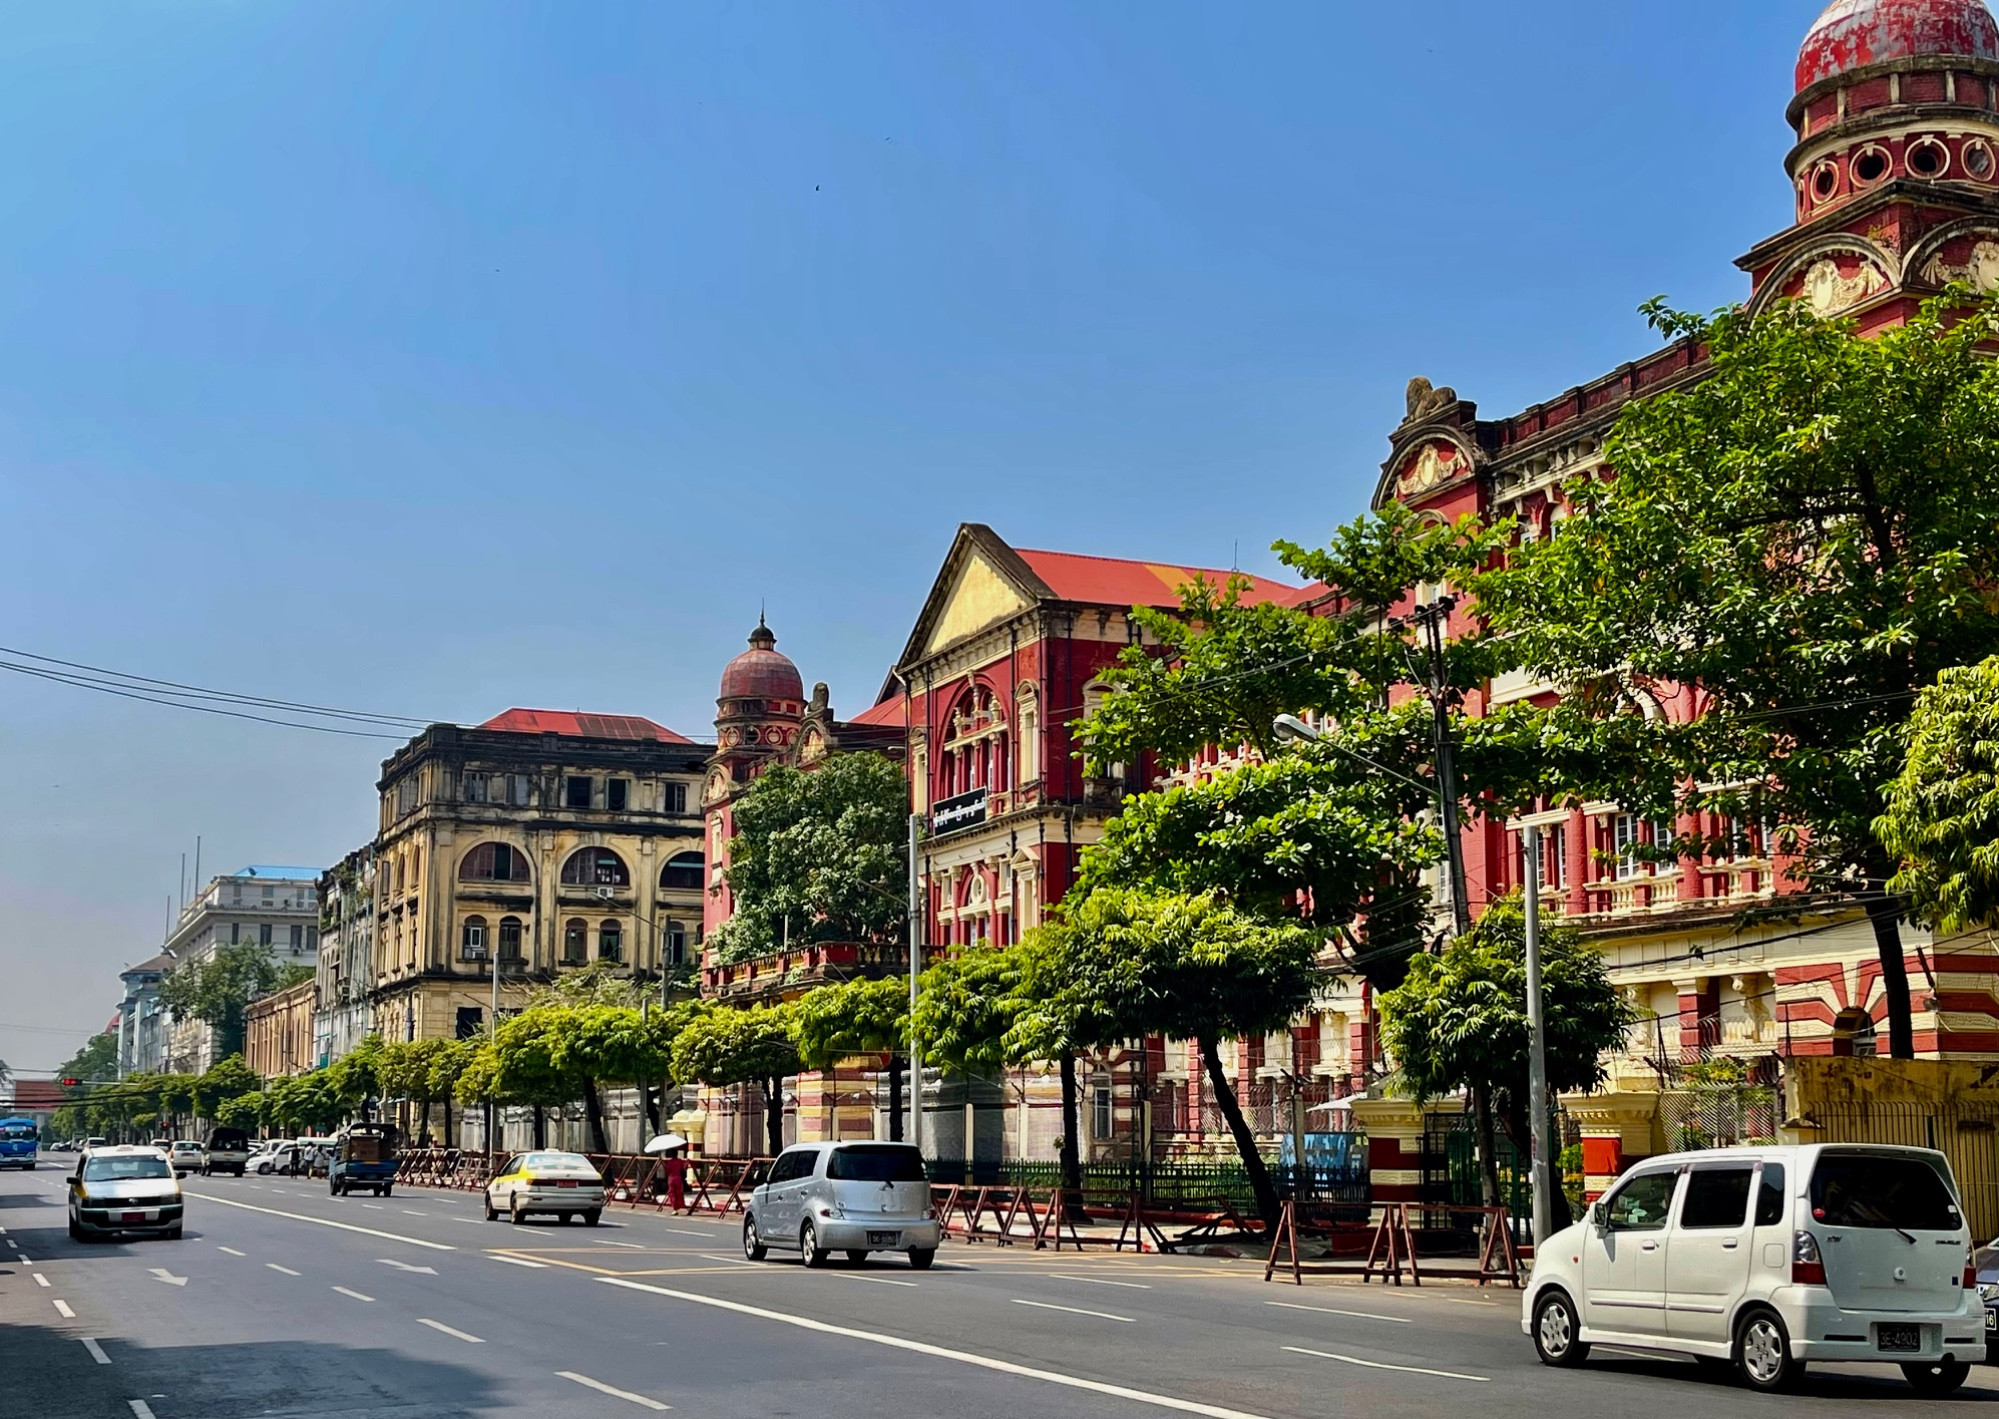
xmin=117 ymin=955 xmax=172 ymax=1077
xmin=366 ymin=710 xmax=709 ymax=1047
xmin=244 ymin=980 xmax=315 ymax=1079
xmin=6 ymin=1081 xmax=66 ymax=1134
xmin=158 ymin=866 xmax=322 ymax=1074
xmin=313 ymin=845 xmax=377 ymax=1068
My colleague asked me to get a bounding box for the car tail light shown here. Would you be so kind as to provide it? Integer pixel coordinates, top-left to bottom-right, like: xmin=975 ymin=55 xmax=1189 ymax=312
xmin=1966 ymin=1256 xmax=1979 ymax=1289
xmin=1793 ymin=1230 xmax=1827 ymax=1285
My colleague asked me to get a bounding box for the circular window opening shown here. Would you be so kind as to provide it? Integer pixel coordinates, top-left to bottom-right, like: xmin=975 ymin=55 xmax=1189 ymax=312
xmin=1811 ymin=162 xmax=1839 ymax=200
xmin=1853 ymin=146 xmax=1891 ymax=185
xmin=1967 ymin=140 xmax=1995 ymax=179
xmin=1908 ymin=139 xmax=1948 ymax=178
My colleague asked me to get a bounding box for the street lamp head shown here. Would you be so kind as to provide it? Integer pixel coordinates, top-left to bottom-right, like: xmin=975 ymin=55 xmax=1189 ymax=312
xmin=1272 ymin=714 xmax=1321 ymax=745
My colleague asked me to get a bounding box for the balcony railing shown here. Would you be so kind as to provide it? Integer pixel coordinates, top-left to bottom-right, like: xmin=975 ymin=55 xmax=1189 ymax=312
xmin=700 ymin=942 xmax=910 ymax=1002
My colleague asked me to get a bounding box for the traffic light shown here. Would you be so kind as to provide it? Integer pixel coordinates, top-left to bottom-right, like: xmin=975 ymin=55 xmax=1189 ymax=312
xmin=60 ymin=1077 xmax=81 ymax=1087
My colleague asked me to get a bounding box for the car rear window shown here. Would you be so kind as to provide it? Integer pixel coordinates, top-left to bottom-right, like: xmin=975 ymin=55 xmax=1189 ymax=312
xmin=1810 ymin=1153 xmax=1961 ymax=1231
xmin=206 ymin=1130 xmax=248 ymax=1149
xmin=827 ymin=1146 xmax=927 ymax=1183
xmin=523 ymin=1153 xmax=595 ymax=1175
xmin=83 ymin=1156 xmax=173 ymax=1181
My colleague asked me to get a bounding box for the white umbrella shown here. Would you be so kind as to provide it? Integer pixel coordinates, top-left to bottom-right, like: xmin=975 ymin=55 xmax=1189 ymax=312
xmin=643 ymin=1133 xmax=690 ymax=1155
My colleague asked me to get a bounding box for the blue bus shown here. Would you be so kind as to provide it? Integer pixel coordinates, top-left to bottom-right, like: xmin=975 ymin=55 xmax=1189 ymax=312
xmin=0 ymin=1117 xmax=38 ymax=1170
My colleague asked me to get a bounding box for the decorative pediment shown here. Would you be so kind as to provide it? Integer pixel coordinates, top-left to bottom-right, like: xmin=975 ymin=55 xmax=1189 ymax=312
xmin=1909 ymin=221 xmax=1999 ymax=294
xmin=923 ymin=551 xmax=1034 ymax=656
xmin=1393 ymin=440 xmax=1470 ymax=501
xmin=1748 ymin=233 xmax=1900 ymax=317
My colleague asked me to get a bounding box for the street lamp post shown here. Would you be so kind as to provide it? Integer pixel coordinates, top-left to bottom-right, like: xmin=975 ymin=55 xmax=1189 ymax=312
xmin=1523 ymin=824 xmax=1554 ymax=1245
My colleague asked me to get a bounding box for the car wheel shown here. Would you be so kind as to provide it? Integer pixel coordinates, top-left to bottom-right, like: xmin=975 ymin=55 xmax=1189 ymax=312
xmin=163 ymin=1224 xmax=183 ymax=1240
xmin=744 ymin=1215 xmax=768 ymax=1262
xmin=67 ymin=1218 xmax=83 ymax=1242
xmin=484 ymin=1193 xmax=498 ymax=1222
xmin=1531 ymin=1289 xmax=1590 ymax=1368
xmin=511 ymin=1197 xmax=526 ymax=1225
xmin=801 ymin=1221 xmax=829 ymax=1268
xmin=907 ymin=1248 xmax=936 ymax=1271
xmin=1902 ymin=1360 xmax=1971 ymax=1395
xmin=331 ymin=1178 xmax=343 ymax=1196
xmin=845 ymin=1250 xmax=869 ymax=1266
xmin=583 ymin=1209 xmax=602 ymax=1227
xmin=381 ymin=1185 xmax=392 ymax=1199
xmin=1735 ymin=1308 xmax=1802 ymax=1393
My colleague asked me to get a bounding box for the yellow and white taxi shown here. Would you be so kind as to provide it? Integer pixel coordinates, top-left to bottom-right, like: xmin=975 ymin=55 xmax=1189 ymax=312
xmin=484 ymin=1150 xmax=606 ymax=1226
xmin=69 ymin=1145 xmax=184 ymax=1241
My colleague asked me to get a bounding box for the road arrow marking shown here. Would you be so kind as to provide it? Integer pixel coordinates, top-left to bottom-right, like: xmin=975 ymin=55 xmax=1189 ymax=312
xmin=147 ymin=1269 xmax=187 ymax=1287
xmin=378 ymin=1258 xmax=438 ymax=1274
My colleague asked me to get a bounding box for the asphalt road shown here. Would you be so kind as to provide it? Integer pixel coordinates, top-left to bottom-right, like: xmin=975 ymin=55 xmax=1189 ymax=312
xmin=4 ymin=1164 xmax=1998 ymax=1419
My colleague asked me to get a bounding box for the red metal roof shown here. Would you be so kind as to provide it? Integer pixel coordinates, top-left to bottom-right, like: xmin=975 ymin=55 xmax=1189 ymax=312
xmin=477 ymin=709 xmax=694 ymax=744
xmin=1014 ymin=548 xmax=1307 ymax=610
xmin=848 ymin=693 xmax=908 ymax=728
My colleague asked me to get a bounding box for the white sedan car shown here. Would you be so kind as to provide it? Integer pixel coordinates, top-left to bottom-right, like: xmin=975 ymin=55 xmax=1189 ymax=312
xmin=484 ymin=1151 xmax=607 ymax=1226
xmin=167 ymin=1141 xmax=205 ymax=1176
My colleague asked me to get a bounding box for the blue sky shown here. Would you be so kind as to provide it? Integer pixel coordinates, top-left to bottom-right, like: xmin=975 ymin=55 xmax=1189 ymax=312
xmin=0 ymin=0 xmax=1833 ymax=1073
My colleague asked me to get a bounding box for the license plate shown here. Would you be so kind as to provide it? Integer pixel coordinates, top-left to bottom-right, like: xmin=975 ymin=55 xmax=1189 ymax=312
xmin=1878 ymin=1324 xmax=1923 ymax=1353
xmin=121 ymin=1212 xmax=146 ymax=1224
xmin=1986 ymin=1310 xmax=1996 ymax=1332
xmin=867 ymin=1231 xmax=899 ymax=1246
xmin=557 ymin=1180 xmax=577 ymax=1188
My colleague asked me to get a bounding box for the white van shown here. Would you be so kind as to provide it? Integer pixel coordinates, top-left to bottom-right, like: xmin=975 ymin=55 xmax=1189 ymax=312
xmin=1525 ymin=1144 xmax=1983 ymax=1393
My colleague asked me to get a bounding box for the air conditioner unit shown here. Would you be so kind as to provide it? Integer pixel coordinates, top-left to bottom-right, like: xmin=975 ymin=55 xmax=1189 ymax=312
xmin=595 ymin=886 xmax=615 ymax=901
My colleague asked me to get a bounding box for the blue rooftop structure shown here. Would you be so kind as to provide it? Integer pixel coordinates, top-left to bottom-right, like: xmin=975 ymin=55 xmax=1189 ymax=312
xmin=234 ymin=865 xmax=322 ymax=879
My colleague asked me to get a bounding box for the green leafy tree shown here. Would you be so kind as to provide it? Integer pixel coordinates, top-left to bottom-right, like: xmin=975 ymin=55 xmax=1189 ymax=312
xmin=159 ymin=1074 xmax=198 ymax=1135
xmin=1877 ymin=656 xmax=1999 ymax=932
xmin=670 ymin=1004 xmax=800 ymax=1156
xmin=55 ymin=1033 xmax=118 ymax=1091
xmin=1379 ymin=900 xmax=1634 ymax=1219
xmin=157 ymin=944 xmax=288 ymax=1061
xmin=425 ymin=1039 xmax=478 ymax=1149
xmin=1477 ymin=293 xmax=1999 ymax=1059
xmin=709 ymin=753 xmax=909 ymax=963
xmin=793 ymin=978 xmax=911 ymax=1141
xmin=1022 ymin=889 xmax=1322 ymax=1227
xmin=215 ymin=1092 xmax=267 ymax=1131
xmin=374 ymin=1041 xmax=439 ymax=1144
xmin=267 ymin=1070 xmax=344 ymax=1134
xmin=194 ymin=1056 xmax=262 ymax=1118
xmin=328 ymin=1035 xmax=385 ymax=1122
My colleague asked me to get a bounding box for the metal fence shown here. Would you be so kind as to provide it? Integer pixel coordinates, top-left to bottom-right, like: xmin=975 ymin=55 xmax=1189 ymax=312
xmin=922 ymin=1156 xmax=1367 ymax=1213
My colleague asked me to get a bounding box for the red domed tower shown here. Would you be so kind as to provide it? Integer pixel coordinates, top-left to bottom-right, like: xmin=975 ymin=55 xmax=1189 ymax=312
xmin=1744 ymin=0 xmax=1999 ymax=319
xmin=714 ymin=615 xmax=805 ymax=775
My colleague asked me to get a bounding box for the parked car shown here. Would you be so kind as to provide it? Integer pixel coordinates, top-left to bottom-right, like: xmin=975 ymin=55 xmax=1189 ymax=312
xmin=68 ymin=1145 xmax=184 ymax=1241
xmin=742 ymin=1141 xmax=940 ymax=1269
xmin=329 ymin=1123 xmax=399 ymax=1198
xmin=1524 ymin=1143 xmax=1982 ymax=1393
xmin=484 ymin=1151 xmax=606 ymax=1225
xmin=167 ymin=1141 xmax=205 ymax=1176
xmin=255 ymin=1140 xmax=303 ymax=1176
xmin=201 ymin=1128 xmax=251 ymax=1177
xmin=1972 ymin=1240 xmax=1999 ymax=1364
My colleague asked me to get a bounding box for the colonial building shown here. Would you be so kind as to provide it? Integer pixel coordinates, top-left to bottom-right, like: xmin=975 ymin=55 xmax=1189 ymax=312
xmin=116 ymin=955 xmax=171 ymax=1077
xmin=158 ymin=866 xmax=321 ymax=1074
xmin=367 ymin=710 xmax=709 ymax=1045
xmin=244 ymin=979 xmax=316 ymax=1079
xmin=313 ymin=845 xmax=377 ymax=1069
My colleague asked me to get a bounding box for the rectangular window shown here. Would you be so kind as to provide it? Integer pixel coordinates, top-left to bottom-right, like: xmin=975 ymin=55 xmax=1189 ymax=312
xmin=455 ymin=1007 xmax=483 ymax=1040
xmin=607 ymin=778 xmax=628 ymax=812
xmin=1809 ymin=1153 xmax=1961 ymax=1230
xmin=290 ymin=924 xmax=304 ymax=950
xmin=498 ymin=918 xmax=523 ymax=960
xmin=259 ymin=923 xmax=273 ymax=947
xmin=566 ymin=776 xmax=593 ymax=810
xmin=1679 ymin=1167 xmax=1754 ymax=1229
xmin=461 ymin=920 xmax=487 ymax=959
xmin=1613 ymin=814 xmax=1639 ymax=881
xmin=230 ymin=923 xmax=241 ymax=945
xmin=1545 ymin=823 xmax=1568 ymax=890
xmin=508 ymin=774 xmax=530 ymax=806
xmin=464 ymin=772 xmax=488 ymax=804
xmin=1091 ymin=1084 xmax=1113 ymax=1141
xmin=665 ymin=782 xmax=688 ymax=815
xmin=1755 ymin=1162 xmax=1788 ymax=1227
xmin=1652 ymin=815 xmax=1676 ymax=872
xmin=665 ymin=922 xmax=686 ymax=966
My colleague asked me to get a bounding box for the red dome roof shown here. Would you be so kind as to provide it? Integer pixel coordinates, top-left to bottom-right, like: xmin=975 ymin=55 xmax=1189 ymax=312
xmin=719 ymin=618 xmax=803 ymax=702
xmin=1798 ymin=0 xmax=1999 ymax=92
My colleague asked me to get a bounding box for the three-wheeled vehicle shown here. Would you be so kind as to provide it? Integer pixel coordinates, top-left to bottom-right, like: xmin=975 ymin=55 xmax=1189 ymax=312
xmin=329 ymin=1122 xmax=399 ymax=1197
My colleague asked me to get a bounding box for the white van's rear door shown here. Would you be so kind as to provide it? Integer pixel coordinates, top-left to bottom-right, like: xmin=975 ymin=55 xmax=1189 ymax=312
xmin=1808 ymin=1149 xmax=1967 ymax=1314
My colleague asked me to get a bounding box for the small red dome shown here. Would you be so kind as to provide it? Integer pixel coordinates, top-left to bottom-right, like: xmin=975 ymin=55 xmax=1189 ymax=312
xmin=719 ymin=618 xmax=803 ymax=702
xmin=1798 ymin=0 xmax=1999 ymax=92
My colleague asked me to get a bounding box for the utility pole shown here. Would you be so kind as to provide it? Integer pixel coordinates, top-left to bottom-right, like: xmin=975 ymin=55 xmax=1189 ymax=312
xmin=907 ymin=811 xmax=924 ymax=1153
xmin=487 ymin=952 xmax=502 ymax=1162
xmin=1402 ymin=596 xmax=1471 ymax=937
xmin=1523 ymin=824 xmax=1554 ymax=1245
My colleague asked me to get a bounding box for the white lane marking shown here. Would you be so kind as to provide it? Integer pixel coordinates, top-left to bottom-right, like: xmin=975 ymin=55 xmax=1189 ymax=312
xmin=491 ymin=1255 xmax=549 ymax=1269
xmin=33 ymin=1274 xmax=50 ymax=1288
xmin=449 ymin=1218 xmax=485 ymax=1225
xmin=830 ymin=1273 xmax=920 ymax=1287
xmin=601 ymin=1278 xmax=1272 ymax=1419
xmin=183 ymin=1192 xmax=453 ymax=1250
xmin=698 ymin=1254 xmax=755 ymax=1266
xmin=52 ymin=1299 xmax=75 ymax=1318
xmin=401 ymin=1209 xmax=428 ymax=1217
xmin=17 ymin=1256 xmax=31 ymax=1265
xmin=592 ymin=1239 xmax=645 ymax=1249
xmin=217 ymin=1246 xmax=246 ymax=1257
xmin=657 ymin=1228 xmax=714 ymax=1238
xmin=417 ymin=1317 xmax=484 ymax=1343
xmin=1011 ymin=1297 xmax=1134 ymax=1324
xmin=1266 ymin=1300 xmax=1411 ymax=1324
xmin=557 ymin=1371 xmax=671 ymax=1410
xmin=378 ymin=1258 xmax=438 ymax=1274
xmin=333 ymin=1286 xmax=375 ymax=1302
xmin=266 ymin=1263 xmax=301 ymax=1276
xmin=129 ymin=1402 xmax=158 ymax=1419
xmin=148 ymin=1269 xmax=187 ymax=1287
xmin=361 ymin=1204 xmax=384 ymax=1211
xmin=1052 ymin=1274 xmax=1153 ymax=1290
xmin=1282 ymin=1347 xmax=1488 ymax=1383
xmin=81 ymin=1338 xmax=110 ymax=1365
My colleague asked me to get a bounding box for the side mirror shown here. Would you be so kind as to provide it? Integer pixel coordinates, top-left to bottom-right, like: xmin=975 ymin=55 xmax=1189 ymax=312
xmin=1588 ymin=1201 xmax=1606 ymax=1231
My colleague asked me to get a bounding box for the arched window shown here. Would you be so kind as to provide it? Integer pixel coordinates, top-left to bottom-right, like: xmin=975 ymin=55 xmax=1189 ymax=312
xmin=562 ymin=919 xmax=588 ymax=965
xmin=560 ymin=847 xmax=629 ymax=887
xmin=497 ymin=916 xmax=524 ymax=961
xmin=598 ymin=920 xmax=623 ymax=963
xmin=460 ymin=843 xmax=530 ymax=883
xmin=1832 ymin=1008 xmax=1878 ymax=1059
xmin=460 ymin=916 xmax=488 ymax=961
xmin=660 ymin=852 xmax=704 ymax=892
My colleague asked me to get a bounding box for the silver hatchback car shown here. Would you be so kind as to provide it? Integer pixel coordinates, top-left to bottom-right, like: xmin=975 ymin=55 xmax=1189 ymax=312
xmin=743 ymin=1142 xmax=942 ymax=1268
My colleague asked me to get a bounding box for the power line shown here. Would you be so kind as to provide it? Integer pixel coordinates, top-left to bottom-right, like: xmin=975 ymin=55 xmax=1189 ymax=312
xmin=0 ymin=659 xmax=418 ymax=740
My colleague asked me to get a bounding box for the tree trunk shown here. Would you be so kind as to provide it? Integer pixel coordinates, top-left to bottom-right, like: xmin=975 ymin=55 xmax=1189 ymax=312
xmin=1200 ymin=1037 xmax=1281 ymax=1230
xmin=441 ymin=1095 xmax=453 ymax=1151
xmin=1862 ymin=882 xmax=1916 ymax=1059
xmin=1472 ymin=1085 xmax=1503 ymax=1209
xmin=532 ymin=1105 xmax=546 ymax=1150
xmin=1058 ymin=1052 xmax=1083 ymax=1220
xmin=887 ymin=1053 xmax=904 ymax=1143
xmin=763 ymin=1076 xmax=785 ymax=1157
xmin=582 ymin=1081 xmax=610 ymax=1155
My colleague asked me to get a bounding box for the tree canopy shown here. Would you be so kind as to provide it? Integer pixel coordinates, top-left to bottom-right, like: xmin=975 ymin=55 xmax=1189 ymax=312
xmin=709 ymin=752 xmax=908 ymax=963
xmin=1877 ymin=655 xmax=1999 ymax=933
xmin=157 ymin=944 xmax=292 ymax=1060
xmin=670 ymin=1004 xmax=800 ymax=1155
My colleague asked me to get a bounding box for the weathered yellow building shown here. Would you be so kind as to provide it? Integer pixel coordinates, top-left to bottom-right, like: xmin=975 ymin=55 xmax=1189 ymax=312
xmin=368 ymin=710 xmax=709 ymax=1043
xmin=243 ymin=979 xmax=316 ymax=1079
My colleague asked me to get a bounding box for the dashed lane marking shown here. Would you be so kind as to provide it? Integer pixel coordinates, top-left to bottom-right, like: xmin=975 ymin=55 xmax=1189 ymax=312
xmin=1011 ymin=1297 xmax=1134 ymax=1323
xmin=80 ymin=1338 xmax=110 ymax=1365
xmin=266 ymin=1263 xmax=301 ymax=1276
xmin=33 ymin=1274 xmax=49 ymax=1288
xmin=600 ymin=1278 xmax=1275 ymax=1419
xmin=1052 ymin=1274 xmax=1152 ymax=1289
xmin=183 ymin=1192 xmax=453 ymax=1250
xmin=217 ymin=1247 xmax=246 ymax=1257
xmin=1281 ymin=1347 xmax=1488 ymax=1383
xmin=592 ymin=1240 xmax=646 ymax=1249
xmin=1266 ymin=1301 xmax=1411 ymax=1324
xmin=698 ymin=1254 xmax=755 ymax=1266
xmin=417 ymin=1318 xmax=484 ymax=1344
xmin=52 ymin=1299 xmax=75 ymax=1318
xmin=128 ymin=1402 xmax=157 ymax=1419
xmin=333 ymin=1286 xmax=374 ymax=1302
xmin=491 ymin=1255 xmax=549 ymax=1269
xmin=557 ymin=1371 xmax=671 ymax=1410
xmin=828 ymin=1273 xmax=919 ymax=1287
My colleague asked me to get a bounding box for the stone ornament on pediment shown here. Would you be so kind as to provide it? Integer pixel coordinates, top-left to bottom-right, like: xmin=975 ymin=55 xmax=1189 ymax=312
xmin=1799 ymin=256 xmax=1888 ymax=317
xmin=1922 ymin=239 xmax=1999 ymax=293
xmin=1401 ymin=376 xmax=1458 ymax=427
xmin=1395 ymin=440 xmax=1468 ymax=501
